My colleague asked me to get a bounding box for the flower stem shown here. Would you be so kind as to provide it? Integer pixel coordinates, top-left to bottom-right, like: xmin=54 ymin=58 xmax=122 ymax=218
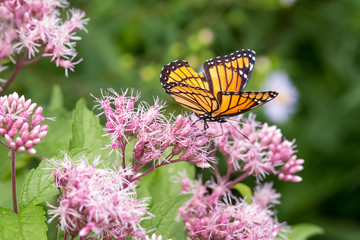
xmin=23 ymin=53 xmax=44 ymax=65
xmin=131 ymin=159 xmax=183 ymax=182
xmin=226 ymin=172 xmax=250 ymax=189
xmin=121 ymin=138 xmax=126 ymax=169
xmin=10 ymin=150 xmax=18 ymax=213
xmin=211 ymin=162 xmax=222 ymax=183
xmin=0 ymin=141 xmax=10 ymax=149
xmin=0 ymin=53 xmax=24 ymax=96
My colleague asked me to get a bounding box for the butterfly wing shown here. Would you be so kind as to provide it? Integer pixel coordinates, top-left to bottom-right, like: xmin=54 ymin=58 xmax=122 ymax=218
xmin=203 ymin=49 xmax=256 ymax=97
xmin=160 ymin=60 xmax=219 ymax=116
xmin=213 ymin=91 xmax=278 ymax=117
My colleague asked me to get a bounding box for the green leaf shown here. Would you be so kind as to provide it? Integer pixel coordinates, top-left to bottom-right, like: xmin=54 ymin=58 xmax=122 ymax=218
xmin=68 ymin=99 xmax=117 ymax=166
xmin=233 ymin=183 xmax=252 ymax=204
xmin=35 ymin=85 xmax=72 ymax=158
xmin=170 ymin=220 xmax=186 ymax=240
xmin=19 ymin=160 xmax=58 ymax=210
xmin=0 ymin=206 xmax=47 ymax=240
xmin=69 ymin=98 xmax=104 ymax=150
xmin=0 ymin=169 xmax=28 ymax=210
xmin=288 ymin=223 xmax=324 ymax=240
xmin=137 ymin=162 xmax=195 ymax=206
xmin=47 ymin=85 xmax=64 ymax=112
xmin=142 ymin=194 xmax=192 ymax=239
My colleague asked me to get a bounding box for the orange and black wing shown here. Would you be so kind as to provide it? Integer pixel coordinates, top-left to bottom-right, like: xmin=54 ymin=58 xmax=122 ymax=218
xmin=203 ymin=49 xmax=256 ymax=98
xmin=160 ymin=60 xmax=219 ymax=116
xmin=213 ymin=91 xmax=278 ymax=118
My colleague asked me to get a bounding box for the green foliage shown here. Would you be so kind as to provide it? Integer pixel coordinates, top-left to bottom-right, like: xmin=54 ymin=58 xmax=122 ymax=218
xmin=233 ymin=183 xmax=253 ymax=204
xmin=69 ymin=98 xmax=103 ymax=150
xmin=287 ymin=223 xmax=324 ymax=240
xmin=67 ymin=97 xmax=117 ymax=166
xmin=137 ymin=162 xmax=195 ymax=206
xmin=0 ymin=206 xmax=47 ymax=240
xmin=35 ymin=85 xmax=72 ymax=157
xmin=19 ymin=160 xmax=58 ymax=210
xmin=142 ymin=194 xmax=192 ymax=239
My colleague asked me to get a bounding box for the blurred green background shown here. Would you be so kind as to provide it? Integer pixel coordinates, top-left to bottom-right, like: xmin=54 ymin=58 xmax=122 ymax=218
xmin=3 ymin=0 xmax=360 ymax=239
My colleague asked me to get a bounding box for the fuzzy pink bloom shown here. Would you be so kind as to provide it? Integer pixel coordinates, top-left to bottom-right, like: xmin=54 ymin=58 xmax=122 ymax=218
xmin=48 ymin=155 xmax=151 ymax=239
xmin=0 ymin=0 xmax=88 ymax=76
xmin=253 ymin=182 xmax=281 ymax=209
xmin=179 ymin=178 xmax=287 ymax=240
xmin=207 ymin=114 xmax=304 ymax=182
xmin=93 ymin=89 xmax=214 ymax=170
xmin=0 ymin=92 xmax=48 ymax=154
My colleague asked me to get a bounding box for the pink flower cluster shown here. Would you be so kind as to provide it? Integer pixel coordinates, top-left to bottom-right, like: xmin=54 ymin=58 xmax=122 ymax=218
xmin=179 ymin=178 xmax=287 ymax=240
xmin=0 ymin=92 xmax=48 ymax=154
xmin=0 ymin=0 xmax=88 ymax=76
xmin=94 ymin=89 xmax=213 ymax=173
xmin=207 ymin=114 xmax=304 ymax=182
xmin=49 ymin=155 xmax=151 ymax=239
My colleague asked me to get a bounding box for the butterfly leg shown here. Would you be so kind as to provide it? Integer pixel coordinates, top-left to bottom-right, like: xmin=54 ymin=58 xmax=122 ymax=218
xmin=204 ymin=120 xmax=209 ymax=131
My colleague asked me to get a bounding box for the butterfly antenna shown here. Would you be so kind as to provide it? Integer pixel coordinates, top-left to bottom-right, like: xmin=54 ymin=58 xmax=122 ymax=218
xmin=226 ymin=120 xmax=249 ymax=141
xmin=191 ymin=118 xmax=208 ymax=138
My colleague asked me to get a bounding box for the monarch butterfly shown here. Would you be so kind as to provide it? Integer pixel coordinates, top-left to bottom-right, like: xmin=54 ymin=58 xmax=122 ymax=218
xmin=160 ymin=49 xmax=278 ymax=129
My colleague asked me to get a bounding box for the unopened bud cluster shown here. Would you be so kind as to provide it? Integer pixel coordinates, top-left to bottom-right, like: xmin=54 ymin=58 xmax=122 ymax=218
xmin=0 ymin=92 xmax=48 ymax=154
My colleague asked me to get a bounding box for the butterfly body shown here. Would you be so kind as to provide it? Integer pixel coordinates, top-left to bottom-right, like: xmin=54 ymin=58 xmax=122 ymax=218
xmin=160 ymin=50 xmax=278 ymax=126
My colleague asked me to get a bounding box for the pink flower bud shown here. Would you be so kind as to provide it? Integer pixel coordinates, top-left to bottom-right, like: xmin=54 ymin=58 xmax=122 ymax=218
xmin=7 ymin=128 xmax=18 ymax=137
xmin=10 ymin=142 xmax=16 ymax=149
xmin=39 ymin=125 xmax=48 ymax=131
xmin=291 ymin=176 xmax=303 ymax=182
xmin=34 ymin=106 xmax=43 ymax=116
xmin=28 ymin=103 xmax=37 ymax=113
xmin=21 ymin=130 xmax=29 ymax=142
xmin=25 ymin=140 xmax=33 ymax=148
xmin=31 ymin=115 xmax=45 ymax=126
xmin=0 ymin=128 xmax=7 ymax=136
xmin=32 ymin=138 xmax=41 ymax=146
xmin=4 ymin=134 xmax=13 ymax=145
xmin=15 ymin=137 xmax=23 ymax=146
xmin=27 ymin=148 xmax=36 ymax=154
xmin=23 ymin=99 xmax=32 ymax=110
xmin=17 ymin=146 xmax=25 ymax=152
xmin=13 ymin=118 xmax=25 ymax=129
xmin=20 ymin=122 xmax=29 ymax=133
xmin=38 ymin=131 xmax=48 ymax=139
xmin=29 ymin=125 xmax=40 ymax=139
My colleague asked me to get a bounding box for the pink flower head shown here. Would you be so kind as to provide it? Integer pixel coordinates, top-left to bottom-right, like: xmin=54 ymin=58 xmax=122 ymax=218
xmin=253 ymin=182 xmax=281 ymax=209
xmin=259 ymin=123 xmax=304 ymax=182
xmin=179 ymin=178 xmax=287 ymax=240
xmin=0 ymin=92 xmax=48 ymax=154
xmin=207 ymin=113 xmax=304 ymax=182
xmin=0 ymin=0 xmax=88 ymax=75
xmin=94 ymin=89 xmax=214 ymax=170
xmin=48 ymin=155 xmax=151 ymax=239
